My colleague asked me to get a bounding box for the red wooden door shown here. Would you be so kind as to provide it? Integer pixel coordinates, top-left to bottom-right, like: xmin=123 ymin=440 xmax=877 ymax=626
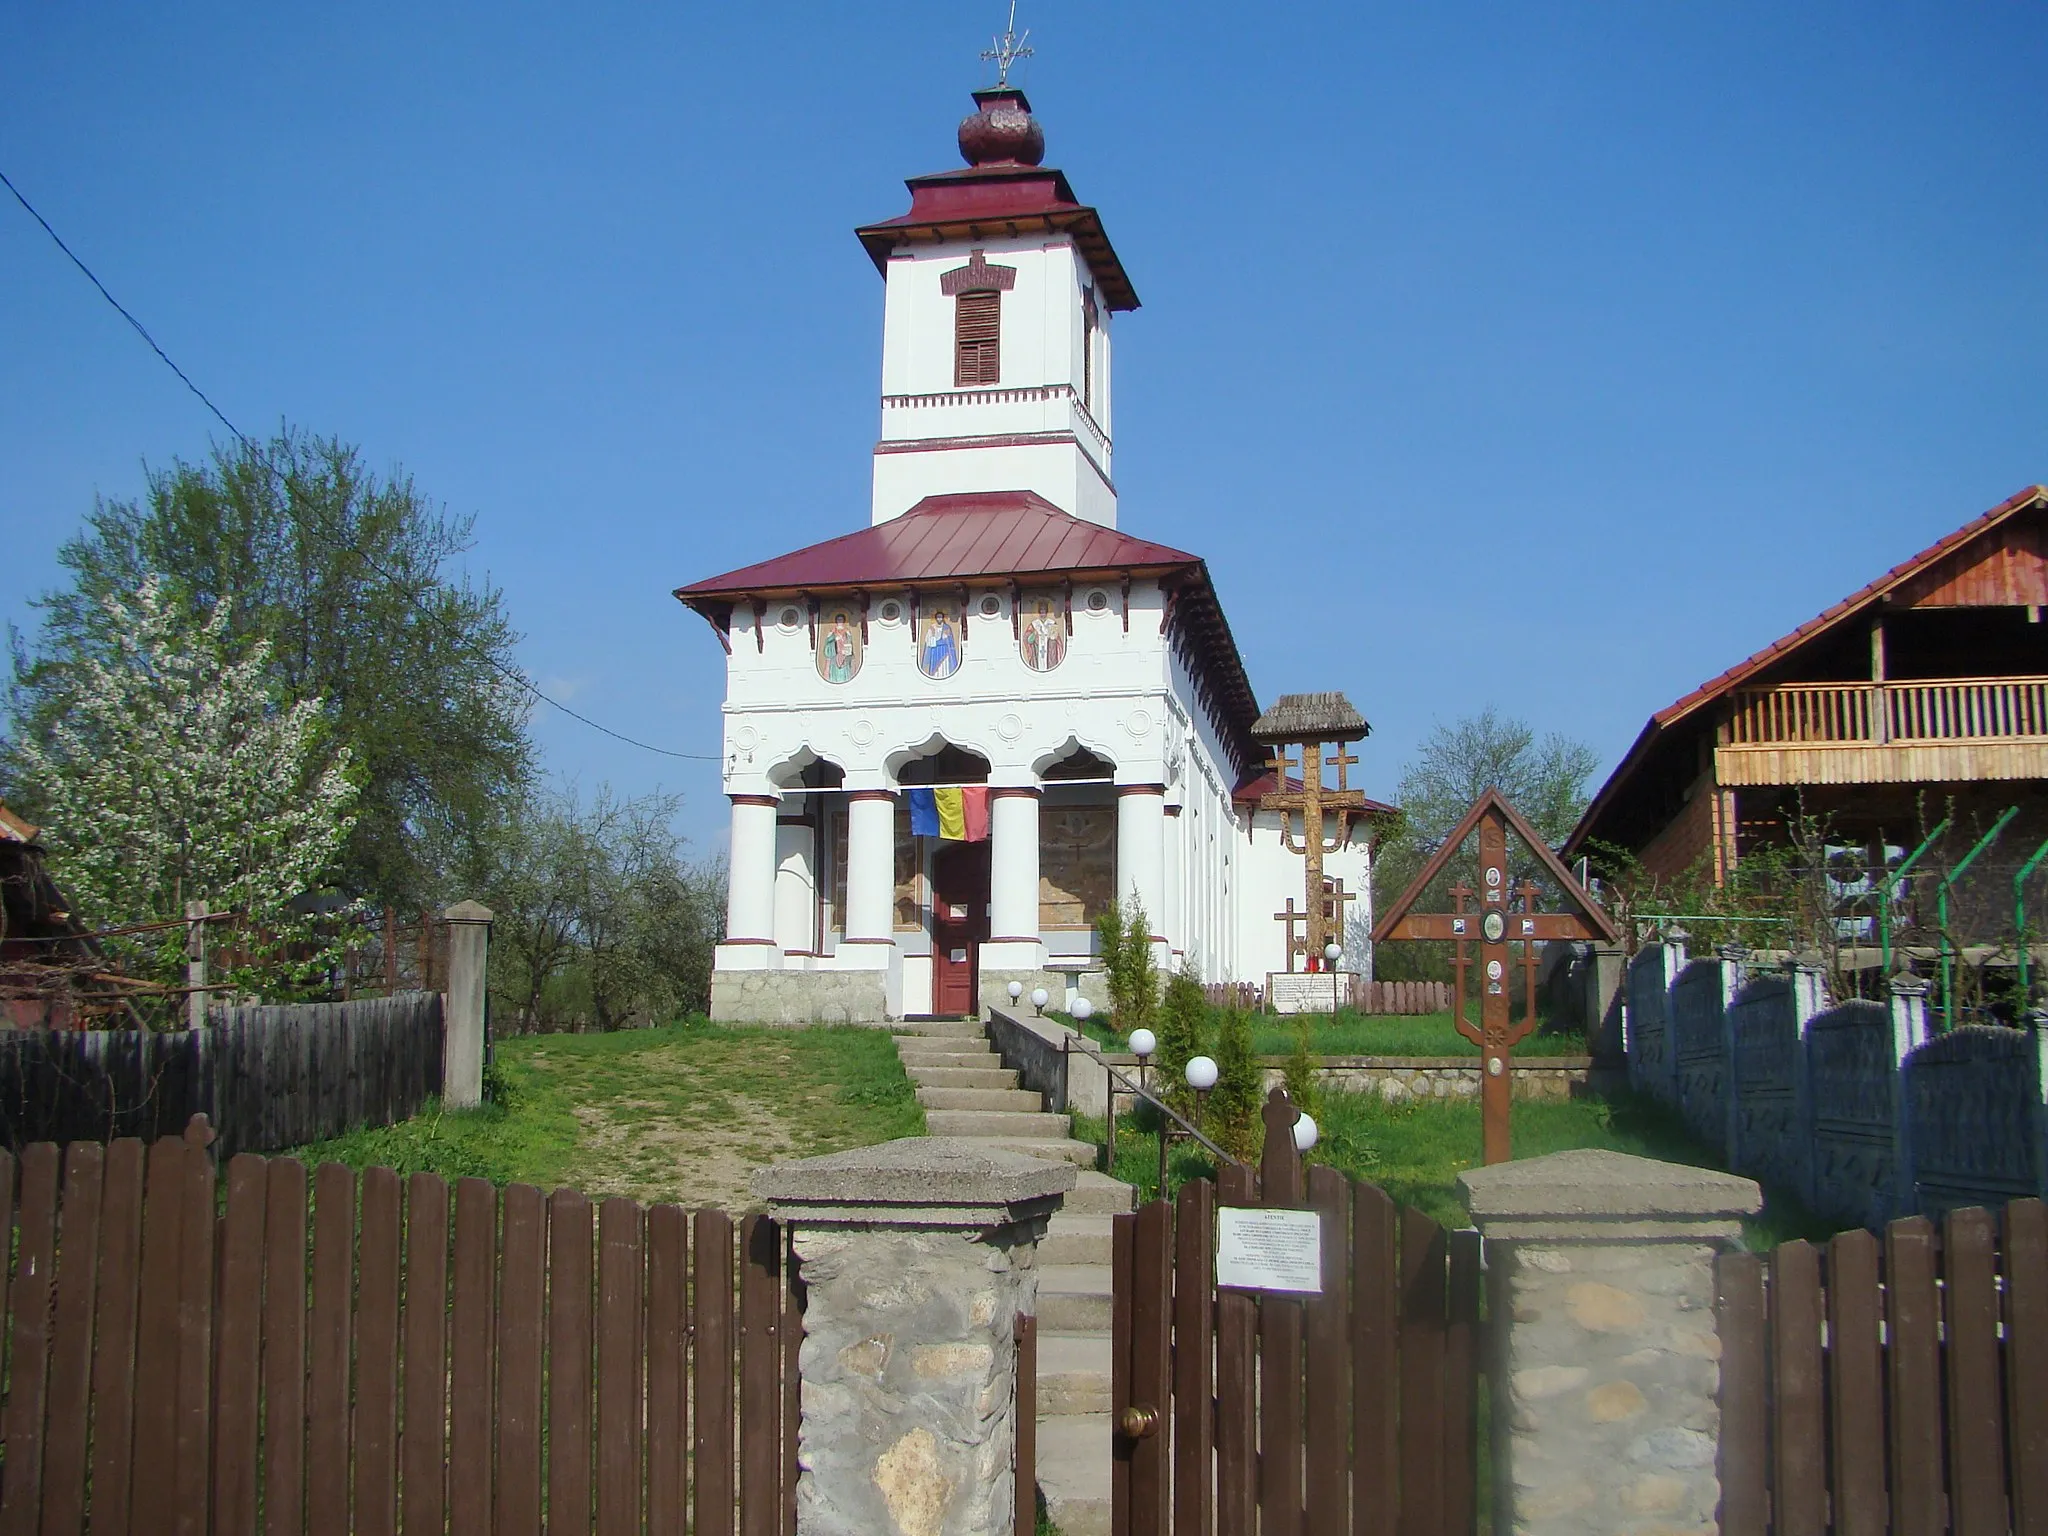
xmin=930 ymin=843 xmax=991 ymax=1017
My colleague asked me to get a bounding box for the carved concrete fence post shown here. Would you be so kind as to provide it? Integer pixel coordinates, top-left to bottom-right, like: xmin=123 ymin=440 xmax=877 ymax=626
xmin=1461 ymin=1149 xmax=1762 ymax=1536
xmin=1888 ymin=974 xmax=1930 ymax=1208
xmin=1716 ymin=944 xmax=1749 ymax=1167
xmin=753 ymin=1139 xmax=1074 ymax=1536
xmin=441 ymin=899 xmax=492 ymax=1110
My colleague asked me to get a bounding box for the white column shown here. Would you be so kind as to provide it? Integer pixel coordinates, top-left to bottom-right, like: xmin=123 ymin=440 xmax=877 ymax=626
xmin=1116 ymin=783 xmax=1169 ymax=957
xmin=1164 ymin=802 xmax=1184 ymax=967
xmin=984 ymin=788 xmax=1045 ymax=974
xmin=841 ymin=791 xmax=897 ymax=963
xmin=718 ymin=794 xmax=780 ymax=970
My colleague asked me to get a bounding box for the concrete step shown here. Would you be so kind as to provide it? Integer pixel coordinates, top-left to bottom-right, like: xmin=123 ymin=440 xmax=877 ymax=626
xmin=894 ymin=1048 xmax=1001 ymax=1071
xmin=1037 ymin=1265 xmax=1114 ymax=1334
xmin=980 ymin=1138 xmax=1099 ymax=1168
xmin=1039 ymin=1212 xmax=1114 ymax=1266
xmin=1062 ymin=1169 xmax=1138 ymax=1216
xmin=1035 ymin=1331 xmax=1112 ymax=1416
xmin=924 ymin=1109 xmax=1072 ymax=1140
xmin=902 ymin=1065 xmax=1019 ymax=1090
xmin=915 ymin=1086 xmax=1044 ymax=1112
xmin=1035 ymin=1413 xmax=1112 ymax=1536
xmin=890 ymin=1019 xmax=987 ymax=1039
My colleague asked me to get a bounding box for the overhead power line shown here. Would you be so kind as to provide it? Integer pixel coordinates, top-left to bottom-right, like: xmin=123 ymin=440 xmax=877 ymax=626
xmin=0 ymin=165 xmax=720 ymax=764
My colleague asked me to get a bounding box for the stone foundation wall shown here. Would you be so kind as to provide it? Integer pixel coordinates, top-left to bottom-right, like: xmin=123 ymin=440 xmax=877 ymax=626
xmin=1273 ymin=1058 xmax=1591 ymax=1103
xmin=709 ymin=968 xmax=890 ymax=1026
xmin=1492 ymin=1240 xmax=1723 ymax=1533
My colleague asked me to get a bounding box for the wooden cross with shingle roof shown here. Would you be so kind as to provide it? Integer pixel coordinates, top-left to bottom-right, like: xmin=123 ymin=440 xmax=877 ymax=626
xmin=1255 ymin=693 xmax=1370 ymax=970
xmin=1373 ymin=788 xmax=1619 ymax=1164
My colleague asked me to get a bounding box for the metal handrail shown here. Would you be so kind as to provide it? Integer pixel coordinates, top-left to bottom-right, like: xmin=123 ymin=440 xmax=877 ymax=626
xmin=1062 ymin=1034 xmax=1252 ymax=1172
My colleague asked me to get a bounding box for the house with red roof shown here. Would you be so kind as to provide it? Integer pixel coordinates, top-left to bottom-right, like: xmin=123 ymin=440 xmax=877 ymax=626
xmin=676 ymin=87 xmax=1381 ymax=1023
xmin=1566 ymin=487 xmax=2048 ymax=894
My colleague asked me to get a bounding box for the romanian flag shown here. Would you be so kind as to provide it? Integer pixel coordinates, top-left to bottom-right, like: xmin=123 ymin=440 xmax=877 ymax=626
xmin=907 ymin=787 xmax=939 ymax=837
xmin=961 ymin=786 xmax=990 ymax=842
xmin=934 ymin=787 xmax=967 ymax=841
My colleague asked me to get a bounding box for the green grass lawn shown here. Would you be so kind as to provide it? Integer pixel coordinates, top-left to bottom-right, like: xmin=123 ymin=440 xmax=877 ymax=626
xmin=292 ymin=1022 xmax=923 ymax=1210
xmin=1064 ymin=1008 xmax=1589 ymax=1059
xmin=1076 ymin=1088 xmax=1831 ymax=1250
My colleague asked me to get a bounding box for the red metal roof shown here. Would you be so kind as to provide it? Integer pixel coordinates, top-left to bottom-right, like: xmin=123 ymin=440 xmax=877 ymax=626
xmin=674 ymin=492 xmax=1198 ymax=596
xmin=855 ymin=163 xmax=1139 ymax=311
xmin=1564 ymin=484 xmax=2048 ymax=856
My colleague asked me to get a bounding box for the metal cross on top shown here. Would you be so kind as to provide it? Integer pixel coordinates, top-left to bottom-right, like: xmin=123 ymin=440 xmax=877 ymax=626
xmin=1372 ymin=788 xmax=1619 ymax=1165
xmin=981 ymin=0 xmax=1034 ymax=86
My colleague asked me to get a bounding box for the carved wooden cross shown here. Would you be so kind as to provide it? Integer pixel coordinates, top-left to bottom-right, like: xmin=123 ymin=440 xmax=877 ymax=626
xmin=1260 ymin=741 xmax=1367 ymax=964
xmin=1373 ymin=789 xmax=1618 ymax=1164
xmin=1273 ymin=899 xmax=1309 ymax=972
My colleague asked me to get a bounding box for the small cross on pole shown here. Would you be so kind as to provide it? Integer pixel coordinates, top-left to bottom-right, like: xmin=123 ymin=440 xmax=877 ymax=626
xmin=981 ymin=0 xmax=1034 ymax=86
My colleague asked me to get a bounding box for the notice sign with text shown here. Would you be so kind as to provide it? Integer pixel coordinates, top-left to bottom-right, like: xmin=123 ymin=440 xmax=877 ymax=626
xmin=1215 ymin=1206 xmax=1323 ymax=1294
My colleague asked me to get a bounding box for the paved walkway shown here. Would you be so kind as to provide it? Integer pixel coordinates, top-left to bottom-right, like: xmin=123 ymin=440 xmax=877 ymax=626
xmin=892 ymin=1017 xmax=1130 ymax=1536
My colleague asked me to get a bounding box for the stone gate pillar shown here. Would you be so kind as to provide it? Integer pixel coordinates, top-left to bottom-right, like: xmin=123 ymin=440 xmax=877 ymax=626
xmin=1460 ymin=1149 xmax=1762 ymax=1536
xmin=753 ymin=1139 xmax=1075 ymax=1536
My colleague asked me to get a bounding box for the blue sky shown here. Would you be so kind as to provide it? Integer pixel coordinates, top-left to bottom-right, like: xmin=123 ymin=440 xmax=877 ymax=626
xmin=5 ymin=3 xmax=2044 ymax=855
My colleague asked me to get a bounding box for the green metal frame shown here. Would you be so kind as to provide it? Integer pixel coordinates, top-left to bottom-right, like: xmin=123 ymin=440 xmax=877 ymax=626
xmin=1935 ymin=806 xmax=2019 ymax=1032
xmin=1878 ymin=817 xmax=1952 ymax=979
xmin=2015 ymin=836 xmax=2048 ymax=998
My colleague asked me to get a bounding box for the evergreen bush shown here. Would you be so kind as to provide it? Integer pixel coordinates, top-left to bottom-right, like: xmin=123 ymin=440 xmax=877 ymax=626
xmin=1155 ymin=963 xmax=1208 ymax=1116
xmin=1094 ymin=895 xmax=1158 ymax=1035
xmin=1207 ymin=1005 xmax=1263 ymax=1162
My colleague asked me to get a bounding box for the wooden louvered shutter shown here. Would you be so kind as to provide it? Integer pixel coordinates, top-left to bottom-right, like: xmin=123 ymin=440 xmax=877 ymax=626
xmin=954 ymin=290 xmax=1001 ymax=386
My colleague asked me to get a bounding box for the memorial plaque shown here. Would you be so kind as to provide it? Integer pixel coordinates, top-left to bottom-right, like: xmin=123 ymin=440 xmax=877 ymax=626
xmin=1265 ymin=971 xmax=1357 ymax=1015
xmin=1215 ymin=1206 xmax=1323 ymax=1294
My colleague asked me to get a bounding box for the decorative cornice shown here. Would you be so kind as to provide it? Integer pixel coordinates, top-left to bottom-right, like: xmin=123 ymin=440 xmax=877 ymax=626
xmin=1117 ymin=783 xmax=1168 ymax=798
xmin=939 ymin=249 xmax=1018 ymax=295
xmin=847 ymin=789 xmax=898 ymax=803
xmin=729 ymin=793 xmax=780 ymax=807
xmin=991 ymin=786 xmax=1042 ymax=799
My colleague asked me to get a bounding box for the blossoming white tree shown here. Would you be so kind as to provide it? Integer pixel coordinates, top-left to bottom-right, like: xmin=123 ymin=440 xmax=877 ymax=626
xmin=16 ymin=577 xmax=357 ymax=993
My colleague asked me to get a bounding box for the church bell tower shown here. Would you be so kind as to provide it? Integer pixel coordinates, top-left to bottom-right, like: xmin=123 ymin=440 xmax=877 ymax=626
xmin=855 ymin=86 xmax=1140 ymax=528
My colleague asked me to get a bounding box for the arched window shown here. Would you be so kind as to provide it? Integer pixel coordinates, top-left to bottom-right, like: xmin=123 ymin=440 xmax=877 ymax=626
xmin=955 ymin=290 xmax=1001 ymax=386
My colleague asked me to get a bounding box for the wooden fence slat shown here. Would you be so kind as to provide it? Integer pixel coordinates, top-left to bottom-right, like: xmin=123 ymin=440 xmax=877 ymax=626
xmin=1396 ymin=1207 xmax=1446 ymax=1536
xmin=209 ymin=1154 xmax=269 ymax=1536
xmin=1015 ymin=1310 xmax=1037 ymax=1536
xmin=1351 ymin=1182 xmax=1398 ymax=1536
xmin=693 ymin=1209 xmax=736 ymax=1536
xmin=1172 ymin=1179 xmax=1215 ymax=1536
xmin=1885 ymin=1216 xmax=1944 ymax=1536
xmin=260 ymin=1158 xmax=309 ymax=1536
xmin=739 ymin=1213 xmax=781 ymax=1536
xmin=308 ymin=1163 xmax=356 ymax=1536
xmin=1304 ymin=1167 xmax=1351 ymax=1536
xmin=1214 ymin=1163 xmax=1258 ymax=1536
xmin=449 ymin=1178 xmax=498 ymax=1536
xmin=354 ymin=1166 xmax=404 ymax=1536
xmin=1129 ymin=1199 xmax=1173 ymax=1536
xmin=171 ymin=1121 xmax=216 ymax=1536
xmin=0 ymin=1140 xmax=62 ymax=1536
xmin=2006 ymin=1199 xmax=2048 ymax=1536
xmin=548 ymin=1189 xmax=596 ymax=1536
xmin=599 ymin=1198 xmax=647 ymax=1536
xmin=1770 ymin=1241 xmax=1827 ymax=1536
xmin=1824 ymin=1228 xmax=1887 ymax=1536
xmin=782 ymin=1226 xmax=801 ymax=1536
xmin=496 ymin=1184 xmax=547 ymax=1536
xmin=40 ymin=1142 xmax=105 ymax=1536
xmin=646 ymin=1205 xmax=688 ymax=1536
xmin=1110 ymin=1209 xmax=1135 ymax=1536
xmin=1715 ymin=1251 xmax=1768 ymax=1536
xmin=1443 ymin=1226 xmax=1480 ymax=1536
xmin=402 ymin=1173 xmax=452 ymax=1536
xmin=1944 ymin=1207 xmax=2008 ymax=1536
xmin=88 ymin=1140 xmax=145 ymax=1536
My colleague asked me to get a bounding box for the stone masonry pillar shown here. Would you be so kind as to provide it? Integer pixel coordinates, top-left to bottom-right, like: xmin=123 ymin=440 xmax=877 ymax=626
xmin=842 ymin=790 xmax=898 ymax=957
xmin=721 ymin=794 xmax=781 ymax=964
xmin=753 ymin=1139 xmax=1075 ymax=1536
xmin=441 ymin=900 xmax=492 ymax=1111
xmin=1115 ymin=783 xmax=1167 ymax=955
xmin=1460 ymin=1149 xmax=1762 ymax=1536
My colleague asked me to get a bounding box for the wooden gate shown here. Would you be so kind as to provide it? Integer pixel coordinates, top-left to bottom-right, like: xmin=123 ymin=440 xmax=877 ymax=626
xmin=1112 ymin=1091 xmax=1480 ymax=1536
xmin=1718 ymin=1196 xmax=2048 ymax=1533
xmin=0 ymin=1116 xmax=800 ymax=1534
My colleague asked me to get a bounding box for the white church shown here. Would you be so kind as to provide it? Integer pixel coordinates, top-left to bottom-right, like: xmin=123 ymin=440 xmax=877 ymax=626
xmin=677 ymin=84 xmax=1383 ymax=1024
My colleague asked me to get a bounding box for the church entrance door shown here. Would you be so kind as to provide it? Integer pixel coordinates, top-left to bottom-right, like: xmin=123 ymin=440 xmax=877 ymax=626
xmin=930 ymin=842 xmax=991 ymax=1017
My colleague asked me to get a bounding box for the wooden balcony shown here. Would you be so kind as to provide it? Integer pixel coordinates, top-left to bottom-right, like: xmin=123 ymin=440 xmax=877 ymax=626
xmin=1716 ymin=677 xmax=2048 ymax=787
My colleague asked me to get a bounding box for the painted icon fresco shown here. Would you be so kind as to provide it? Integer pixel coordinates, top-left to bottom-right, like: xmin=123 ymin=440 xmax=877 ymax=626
xmin=816 ymin=605 xmax=863 ymax=683
xmin=1019 ymin=593 xmax=1066 ymax=672
xmin=919 ymin=607 xmax=962 ymax=679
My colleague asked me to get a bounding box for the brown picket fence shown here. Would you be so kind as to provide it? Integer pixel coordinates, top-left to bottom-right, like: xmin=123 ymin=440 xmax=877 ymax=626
xmin=1717 ymin=1197 xmax=2048 ymax=1534
xmin=1112 ymin=1091 xmax=1480 ymax=1535
xmin=0 ymin=1116 xmax=800 ymax=1534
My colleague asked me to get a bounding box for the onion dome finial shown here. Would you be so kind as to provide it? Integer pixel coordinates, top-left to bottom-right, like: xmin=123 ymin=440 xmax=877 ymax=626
xmin=958 ymin=87 xmax=1045 ymax=168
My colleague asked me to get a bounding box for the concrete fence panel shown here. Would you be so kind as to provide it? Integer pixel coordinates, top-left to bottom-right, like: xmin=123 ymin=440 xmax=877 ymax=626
xmin=1727 ymin=972 xmax=1807 ymax=1201
xmin=1625 ymin=943 xmax=1681 ymax=1106
xmin=1901 ymin=1021 xmax=2048 ymax=1215
xmin=1803 ymin=1000 xmax=1903 ymax=1228
xmin=1670 ymin=957 xmax=1733 ymax=1158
